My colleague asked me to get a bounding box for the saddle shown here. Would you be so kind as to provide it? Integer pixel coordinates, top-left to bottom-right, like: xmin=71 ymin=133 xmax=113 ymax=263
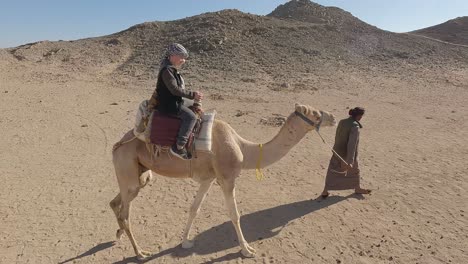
xmin=147 ymin=109 xmax=201 ymax=150
xmin=134 ymin=100 xmax=215 ymax=157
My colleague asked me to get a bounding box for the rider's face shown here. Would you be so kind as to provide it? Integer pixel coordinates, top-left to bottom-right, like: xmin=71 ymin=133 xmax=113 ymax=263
xmin=170 ymin=54 xmax=186 ymax=68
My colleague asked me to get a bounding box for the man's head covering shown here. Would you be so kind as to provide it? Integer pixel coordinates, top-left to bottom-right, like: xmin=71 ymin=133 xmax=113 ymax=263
xmin=348 ymin=107 xmax=365 ymax=117
xmin=165 ymin=43 xmax=189 ymax=58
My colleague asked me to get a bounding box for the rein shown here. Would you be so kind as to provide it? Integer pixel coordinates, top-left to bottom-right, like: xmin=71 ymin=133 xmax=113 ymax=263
xmin=295 ymin=111 xmax=350 ymax=168
xmin=254 ymin=110 xmax=350 ymax=181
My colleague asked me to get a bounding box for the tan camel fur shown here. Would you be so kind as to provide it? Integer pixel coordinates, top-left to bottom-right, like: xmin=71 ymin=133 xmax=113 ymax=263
xmin=110 ymin=104 xmax=336 ymax=260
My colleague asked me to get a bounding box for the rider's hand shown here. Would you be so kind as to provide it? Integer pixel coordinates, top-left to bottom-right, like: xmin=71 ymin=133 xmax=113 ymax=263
xmin=194 ymin=91 xmax=203 ymax=101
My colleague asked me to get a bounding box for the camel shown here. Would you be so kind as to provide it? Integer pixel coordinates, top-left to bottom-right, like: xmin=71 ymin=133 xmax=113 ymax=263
xmin=110 ymin=103 xmax=336 ymax=260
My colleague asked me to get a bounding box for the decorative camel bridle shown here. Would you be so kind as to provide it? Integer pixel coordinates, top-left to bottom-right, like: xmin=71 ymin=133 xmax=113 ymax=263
xmin=294 ymin=110 xmax=350 ymax=169
xmin=294 ymin=110 xmax=324 ymax=131
xmin=255 ymin=110 xmax=350 ymax=180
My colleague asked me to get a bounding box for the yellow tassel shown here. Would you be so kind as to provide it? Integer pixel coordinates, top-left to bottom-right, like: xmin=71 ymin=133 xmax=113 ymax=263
xmin=255 ymin=144 xmax=265 ymax=181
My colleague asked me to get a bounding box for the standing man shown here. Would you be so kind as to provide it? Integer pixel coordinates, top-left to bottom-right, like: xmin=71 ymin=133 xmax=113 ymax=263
xmin=321 ymin=107 xmax=371 ymax=198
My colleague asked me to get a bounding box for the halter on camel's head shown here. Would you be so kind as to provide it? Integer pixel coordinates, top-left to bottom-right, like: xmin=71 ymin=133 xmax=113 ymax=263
xmin=293 ymin=103 xmax=336 ymax=132
xmin=293 ymin=103 xmax=347 ymax=165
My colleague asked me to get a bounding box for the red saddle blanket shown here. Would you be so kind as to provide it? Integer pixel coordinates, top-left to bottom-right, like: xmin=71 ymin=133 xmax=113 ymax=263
xmin=149 ymin=112 xmax=182 ymax=147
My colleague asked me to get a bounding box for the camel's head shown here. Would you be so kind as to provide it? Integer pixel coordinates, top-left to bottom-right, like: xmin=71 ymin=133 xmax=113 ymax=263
xmin=294 ymin=103 xmax=337 ymax=130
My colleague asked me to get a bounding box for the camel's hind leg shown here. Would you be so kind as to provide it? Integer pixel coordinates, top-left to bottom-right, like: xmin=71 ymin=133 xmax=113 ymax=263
xmin=181 ymin=179 xmax=215 ymax=249
xmin=112 ymin=151 xmax=152 ymax=260
xmin=110 ymin=171 xmax=152 ymax=241
xmin=109 ymin=193 xmax=125 ymax=239
xmin=118 ymin=188 xmax=152 ymax=260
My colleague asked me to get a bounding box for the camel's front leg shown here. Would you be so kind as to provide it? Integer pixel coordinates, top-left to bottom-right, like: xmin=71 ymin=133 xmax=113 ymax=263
xmin=222 ymin=180 xmax=256 ymax=257
xmin=181 ymin=179 xmax=214 ymax=249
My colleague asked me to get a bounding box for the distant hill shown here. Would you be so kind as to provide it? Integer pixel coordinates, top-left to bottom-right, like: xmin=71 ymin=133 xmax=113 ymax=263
xmin=267 ymin=0 xmax=378 ymax=32
xmin=413 ymin=17 xmax=468 ymax=46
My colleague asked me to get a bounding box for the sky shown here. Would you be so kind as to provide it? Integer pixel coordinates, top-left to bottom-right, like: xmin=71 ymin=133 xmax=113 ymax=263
xmin=1 ymin=0 xmax=467 ymax=48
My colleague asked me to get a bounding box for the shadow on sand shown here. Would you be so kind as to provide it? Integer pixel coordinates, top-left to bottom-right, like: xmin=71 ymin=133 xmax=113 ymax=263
xmin=113 ymin=194 xmax=359 ymax=263
xmin=60 ymin=194 xmax=360 ymax=264
xmin=58 ymin=241 xmax=116 ymax=264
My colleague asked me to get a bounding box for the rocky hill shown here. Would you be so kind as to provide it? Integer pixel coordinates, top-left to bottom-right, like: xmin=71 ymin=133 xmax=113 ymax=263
xmin=3 ymin=0 xmax=468 ymax=87
xmin=413 ymin=16 xmax=468 ymax=45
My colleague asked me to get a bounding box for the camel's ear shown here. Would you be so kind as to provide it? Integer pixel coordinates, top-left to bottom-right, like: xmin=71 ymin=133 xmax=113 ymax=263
xmin=312 ymin=110 xmax=321 ymax=119
xmin=295 ymin=103 xmax=309 ymax=115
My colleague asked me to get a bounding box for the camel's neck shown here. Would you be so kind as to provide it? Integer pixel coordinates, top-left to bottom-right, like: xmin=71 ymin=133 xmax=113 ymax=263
xmin=239 ymin=115 xmax=309 ymax=170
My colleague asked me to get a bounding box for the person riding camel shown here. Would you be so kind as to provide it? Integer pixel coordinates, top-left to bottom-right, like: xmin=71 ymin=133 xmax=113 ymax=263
xmin=147 ymin=43 xmax=203 ymax=160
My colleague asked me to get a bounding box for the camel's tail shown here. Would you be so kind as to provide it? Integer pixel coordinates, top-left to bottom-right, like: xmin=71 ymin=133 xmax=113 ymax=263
xmin=112 ymin=130 xmax=137 ymax=152
xmin=139 ymin=171 xmax=153 ymax=188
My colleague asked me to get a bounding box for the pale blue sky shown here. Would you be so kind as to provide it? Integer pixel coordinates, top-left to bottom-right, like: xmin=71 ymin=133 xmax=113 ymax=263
xmin=1 ymin=0 xmax=467 ymax=48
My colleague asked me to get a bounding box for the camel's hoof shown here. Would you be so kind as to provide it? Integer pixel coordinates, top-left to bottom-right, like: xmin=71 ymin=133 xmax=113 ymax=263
xmin=241 ymin=248 xmax=256 ymax=258
xmin=116 ymin=229 xmax=124 ymax=240
xmin=136 ymin=250 xmax=152 ymax=261
xmin=247 ymin=245 xmax=257 ymax=253
xmin=181 ymin=239 xmax=195 ymax=249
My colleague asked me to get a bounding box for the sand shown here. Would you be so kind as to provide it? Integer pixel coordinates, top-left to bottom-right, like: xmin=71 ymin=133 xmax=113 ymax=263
xmin=1 ymin=47 xmax=467 ymax=264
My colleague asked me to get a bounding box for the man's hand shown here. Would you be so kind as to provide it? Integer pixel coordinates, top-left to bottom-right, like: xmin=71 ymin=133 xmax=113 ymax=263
xmin=341 ymin=161 xmax=353 ymax=171
xmin=194 ymin=91 xmax=204 ymax=101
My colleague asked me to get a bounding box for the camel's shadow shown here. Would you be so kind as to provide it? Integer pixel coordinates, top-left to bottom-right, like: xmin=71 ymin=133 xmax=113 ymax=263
xmin=112 ymin=194 xmax=356 ymax=263
xmin=190 ymin=195 xmax=351 ymax=255
xmin=58 ymin=241 xmax=116 ymax=264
